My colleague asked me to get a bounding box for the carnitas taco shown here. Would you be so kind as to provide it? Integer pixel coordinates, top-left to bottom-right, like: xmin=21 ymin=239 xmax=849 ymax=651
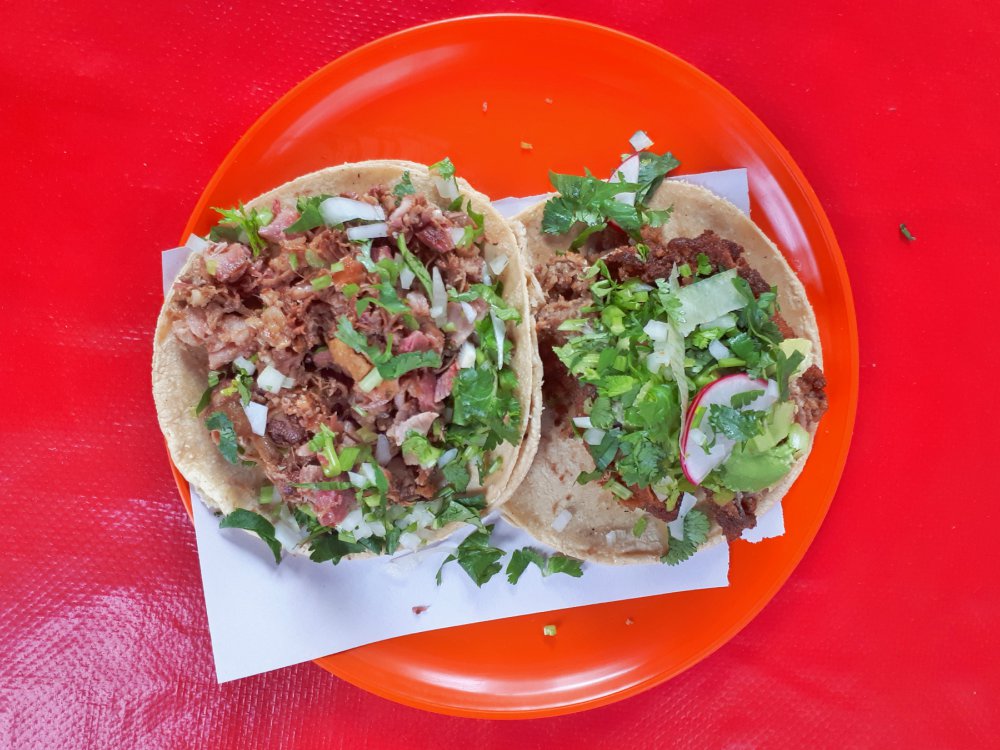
xmin=504 ymin=143 xmax=828 ymax=565
xmin=153 ymin=159 xmax=540 ymax=563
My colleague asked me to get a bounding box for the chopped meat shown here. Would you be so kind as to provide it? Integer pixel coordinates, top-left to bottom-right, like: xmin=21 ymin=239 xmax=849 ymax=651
xmin=790 ymin=364 xmax=828 ymax=428
xmin=325 ymin=338 xmax=372 ymax=382
xmin=401 ymin=371 xmax=437 ymax=412
xmin=388 ymin=412 xmax=439 ymax=446
xmin=535 ymin=298 xmax=587 ymax=348
xmin=436 ymin=252 xmax=482 ymax=289
xmin=446 ymin=299 xmax=484 ymax=347
xmin=331 ymin=256 xmax=368 ymax=286
xmin=434 ymin=360 xmax=459 ymax=402
xmin=266 ymin=415 xmax=305 ymax=446
xmin=309 ymin=488 xmax=355 ymax=527
xmin=205 ymin=243 xmax=251 ymax=283
xmin=258 ymin=202 xmax=300 ymax=242
xmin=618 ymin=486 xmax=680 ymax=523
xmin=406 ymin=292 xmax=430 ymax=318
xmin=535 ymin=255 xmax=590 ymax=299
xmin=706 ymin=491 xmax=761 ymax=541
xmin=397 ymin=330 xmax=441 ymax=354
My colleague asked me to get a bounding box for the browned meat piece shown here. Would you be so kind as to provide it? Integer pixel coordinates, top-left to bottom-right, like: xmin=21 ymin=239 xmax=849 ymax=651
xmin=618 ymin=485 xmax=680 ymax=523
xmin=706 ymin=491 xmax=761 ymax=541
xmin=258 ymin=202 xmax=300 ymax=242
xmin=388 ymin=411 xmax=439 ymax=447
xmin=206 ymin=390 xmax=280 ymax=466
xmin=434 ymin=360 xmax=459 ymax=402
xmin=535 ymin=298 xmax=588 ymax=349
xmin=534 ymin=254 xmax=590 ymax=299
xmin=790 ymin=364 xmax=828 ymax=428
xmin=309 ymin=488 xmax=356 ymax=527
xmin=397 ymin=329 xmax=442 ymax=354
xmin=325 ymin=337 xmax=372 ymax=382
xmin=331 ymin=256 xmax=368 ymax=286
xmin=401 ymin=372 xmax=437 ymax=412
xmin=266 ymin=415 xmax=305 ymax=446
xmin=774 ymin=311 xmax=796 ymax=339
xmin=436 ymin=251 xmax=482 ymax=289
xmin=205 ymin=243 xmax=251 ymax=283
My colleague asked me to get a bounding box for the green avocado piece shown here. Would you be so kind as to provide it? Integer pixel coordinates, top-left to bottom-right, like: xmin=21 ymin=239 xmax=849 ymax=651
xmin=747 ymin=402 xmax=796 ymax=454
xmin=718 ymin=444 xmax=795 ymax=493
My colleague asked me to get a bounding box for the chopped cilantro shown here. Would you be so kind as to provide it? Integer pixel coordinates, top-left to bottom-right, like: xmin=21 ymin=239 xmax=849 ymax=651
xmin=632 ymin=515 xmax=648 ymax=537
xmin=204 ymin=412 xmax=239 ymax=464
xmin=506 ymin=548 xmax=584 ymax=584
xmin=393 ymin=171 xmax=415 ymax=197
xmin=661 ymin=510 xmax=710 ymax=566
xmin=543 ymin=624 xmax=557 ymax=636
xmin=899 ymin=223 xmax=916 ymax=241
xmin=311 ymin=275 xmax=332 ymax=291
xmin=220 ymin=509 xmax=282 ymax=564
xmin=436 ymin=525 xmax=504 ymax=587
xmin=210 ymin=204 xmax=272 ymax=257
xmin=708 ymin=405 xmax=766 ymax=442
xmin=730 ymin=389 xmax=765 ymax=408
xmin=335 ymin=317 xmax=441 ymax=379
xmin=430 ymin=157 xmax=456 ymax=181
xmin=286 ymin=194 xmax=333 ymax=234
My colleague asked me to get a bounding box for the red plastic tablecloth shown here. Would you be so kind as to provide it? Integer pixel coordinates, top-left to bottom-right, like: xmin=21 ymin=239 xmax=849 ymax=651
xmin=3 ymin=2 xmax=997 ymax=747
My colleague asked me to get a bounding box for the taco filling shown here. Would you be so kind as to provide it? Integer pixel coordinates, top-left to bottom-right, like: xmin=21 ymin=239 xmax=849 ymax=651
xmin=531 ymin=152 xmax=828 ymax=556
xmin=163 ymin=161 xmax=524 ymax=559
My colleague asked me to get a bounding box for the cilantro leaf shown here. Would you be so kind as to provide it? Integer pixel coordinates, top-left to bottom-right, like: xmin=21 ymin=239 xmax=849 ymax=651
xmin=378 ymin=349 xmax=442 ymax=379
xmin=506 ymin=548 xmax=546 ymax=584
xmin=635 ymin=151 xmax=681 ymax=205
xmin=397 ymin=235 xmax=433 ymax=297
xmin=308 ymin=532 xmax=366 ymax=564
xmin=434 ymin=495 xmax=485 ymax=530
xmin=451 ymin=284 xmax=522 ymax=323
xmin=589 ymin=396 xmax=615 ymax=429
xmin=211 ymin=203 xmax=272 ymax=257
xmin=450 ymin=365 xmax=497 ymax=425
xmin=775 ymin=348 xmax=805 ymax=401
xmin=286 ymin=194 xmax=332 ymax=234
xmin=437 ymin=525 xmax=504 ymax=587
xmin=661 ymin=509 xmax=710 ymax=566
xmin=204 ymin=411 xmax=239 ymax=464
xmin=545 ymin=554 xmax=584 ymax=578
xmin=708 ymin=405 xmax=767 ymax=442
xmin=220 ymin=509 xmax=282 ymax=564
xmin=430 ymin=157 xmax=456 ymax=181
xmin=394 ymin=171 xmax=415 ymax=197
xmin=899 ymin=223 xmax=916 ymax=241
xmin=730 ymin=389 xmax=765 ymax=408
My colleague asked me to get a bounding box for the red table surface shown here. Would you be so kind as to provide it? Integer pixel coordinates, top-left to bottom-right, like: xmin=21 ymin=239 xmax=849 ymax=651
xmin=2 ymin=1 xmax=997 ymax=747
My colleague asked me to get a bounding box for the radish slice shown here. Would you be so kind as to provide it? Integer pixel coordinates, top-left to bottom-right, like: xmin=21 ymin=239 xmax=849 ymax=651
xmin=610 ymin=154 xmax=640 ymax=205
xmin=319 ymin=197 xmax=385 ymax=224
xmin=680 ymin=374 xmax=779 ymax=485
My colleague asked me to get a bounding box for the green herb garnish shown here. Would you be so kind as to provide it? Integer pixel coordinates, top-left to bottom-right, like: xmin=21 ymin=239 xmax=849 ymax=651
xmin=220 ymin=509 xmax=282 ymax=564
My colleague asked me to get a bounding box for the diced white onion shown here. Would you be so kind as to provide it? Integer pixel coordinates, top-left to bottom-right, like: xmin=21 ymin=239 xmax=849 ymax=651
xmin=437 ymin=448 xmax=459 ymax=468
xmin=667 ymin=493 xmax=698 ymax=540
xmin=319 ymin=196 xmax=385 ymax=224
xmin=610 ymin=154 xmax=640 ymax=206
xmin=347 ymin=471 xmax=368 ymax=489
xmin=460 ymin=301 xmax=477 ymax=324
xmin=282 ymin=376 xmax=296 ymax=389
xmin=399 ymin=266 xmax=415 ymax=290
xmin=482 ymin=261 xmax=491 ymax=286
xmin=399 ymin=531 xmax=423 ymax=551
xmin=643 ymin=319 xmax=670 ymax=342
xmin=273 ymin=509 xmax=305 ymax=551
xmin=491 ymin=312 xmax=505 ymax=370
xmin=368 ymin=520 xmax=386 ymax=537
xmin=408 ymin=504 xmax=436 ymax=529
xmin=232 ymin=355 xmax=256 ymax=375
xmin=629 ymin=130 xmax=654 ymax=151
xmin=708 ymin=339 xmax=732 ymax=361
xmin=185 ymin=234 xmax=210 ymax=253
xmin=375 ymin=433 xmax=392 ymax=466
xmin=583 ymin=428 xmax=607 ymax=445
xmin=572 ymin=416 xmax=593 ymax=429
xmin=340 ymin=508 xmax=363 ymax=531
xmin=457 ymin=341 xmax=476 ymax=369
xmin=449 ymin=227 xmax=466 ymax=246
xmin=257 ymin=365 xmax=288 ymax=394
xmin=360 ymin=462 xmax=377 ymax=486
xmin=430 ymin=267 xmax=447 ymax=324
xmin=551 ymin=508 xmax=573 ymax=532
xmin=243 ymin=401 xmax=268 ymax=436
xmin=354 ymin=521 xmax=373 ymax=540
xmin=646 ymin=349 xmax=672 ymax=375
xmin=488 ymin=254 xmax=509 ymax=275
xmin=432 ymin=176 xmax=459 ymax=201
xmin=346 ymin=222 xmax=388 ymax=240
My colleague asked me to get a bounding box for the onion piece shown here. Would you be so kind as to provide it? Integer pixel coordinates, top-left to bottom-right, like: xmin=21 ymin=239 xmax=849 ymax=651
xmin=460 ymin=301 xmax=477 ymax=324
xmin=610 ymin=154 xmax=640 ymax=206
xmin=482 ymin=261 xmax=491 ymax=286
xmin=347 ymin=471 xmax=368 ymax=489
xmin=399 ymin=266 xmax=415 ymax=290
xmin=243 ymin=402 xmax=268 ymax=437
xmin=449 ymin=227 xmax=466 ymax=247
xmin=257 ymin=365 xmax=288 ymax=394
xmin=583 ymin=428 xmax=606 ymax=445
xmin=430 ymin=267 xmax=447 ymax=324
xmin=339 ymin=508 xmax=363 ymax=531
xmin=399 ymin=531 xmax=423 ymax=551
xmin=375 ymin=434 xmax=392 ymax=466
xmin=437 ymin=448 xmax=459 ymax=468
xmin=281 ymin=376 xmax=296 ymax=389
xmin=432 ymin=176 xmax=459 ymax=201
xmin=643 ymin=319 xmax=670 ymax=342
xmin=551 ymin=509 xmax=573 ymax=532
xmin=232 ymin=355 xmax=256 ymax=375
xmin=708 ymin=339 xmax=732 ymax=361
xmin=319 ymin=196 xmax=385 ymax=224
xmin=346 ymin=222 xmax=388 ymax=241
xmin=457 ymin=341 xmax=476 ymax=369
xmin=629 ymin=130 xmax=654 ymax=151
xmin=491 ymin=312 xmax=505 ymax=370
xmin=185 ymin=234 xmax=210 ymax=253
xmin=572 ymin=416 xmax=593 ymax=429
xmin=488 ymin=254 xmax=509 ymax=275
xmin=357 ymin=367 xmax=383 ymax=393
xmin=360 ymin=462 xmax=377 ymax=487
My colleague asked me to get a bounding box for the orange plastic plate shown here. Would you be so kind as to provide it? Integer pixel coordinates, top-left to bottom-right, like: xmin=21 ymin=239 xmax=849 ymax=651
xmin=177 ymin=15 xmax=858 ymax=718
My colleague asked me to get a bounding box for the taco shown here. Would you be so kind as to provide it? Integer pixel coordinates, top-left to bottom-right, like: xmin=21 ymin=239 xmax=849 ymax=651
xmin=503 ymin=147 xmax=828 ymax=565
xmin=153 ymin=159 xmax=541 ymax=563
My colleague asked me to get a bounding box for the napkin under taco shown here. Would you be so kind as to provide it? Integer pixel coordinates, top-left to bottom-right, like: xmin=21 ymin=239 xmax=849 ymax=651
xmin=504 ymin=142 xmax=827 ymax=564
xmin=153 ymin=160 xmax=541 ymax=563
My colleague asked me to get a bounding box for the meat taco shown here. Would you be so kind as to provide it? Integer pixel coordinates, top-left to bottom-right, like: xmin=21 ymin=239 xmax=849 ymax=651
xmin=153 ymin=159 xmax=541 ymax=563
xmin=503 ymin=144 xmax=828 ymax=565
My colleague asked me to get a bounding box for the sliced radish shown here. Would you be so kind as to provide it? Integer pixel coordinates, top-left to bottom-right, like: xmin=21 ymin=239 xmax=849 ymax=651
xmin=679 ymin=374 xmax=779 ymax=485
xmin=609 ymin=154 xmax=640 ymax=205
